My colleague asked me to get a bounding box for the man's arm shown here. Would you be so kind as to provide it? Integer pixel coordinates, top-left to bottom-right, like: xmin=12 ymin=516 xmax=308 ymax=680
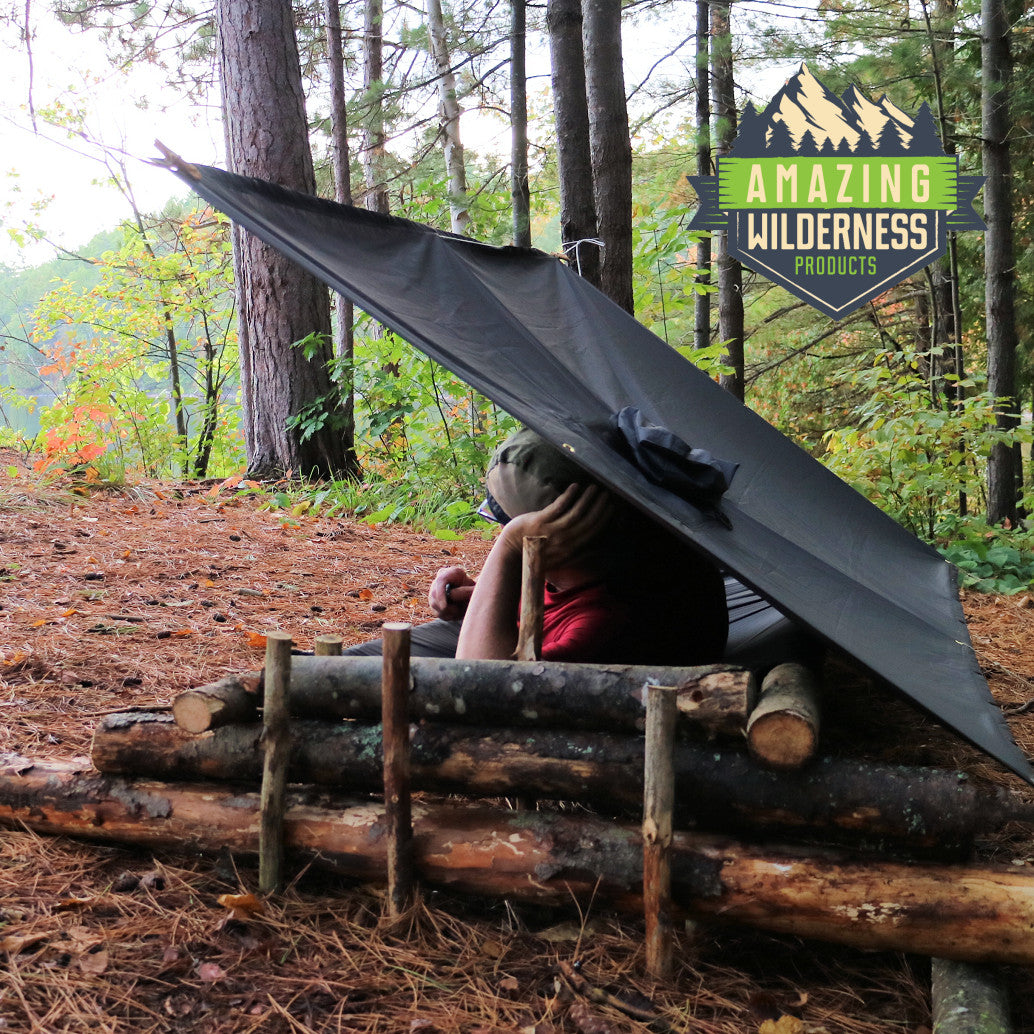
xmin=455 ymin=484 xmax=611 ymax=660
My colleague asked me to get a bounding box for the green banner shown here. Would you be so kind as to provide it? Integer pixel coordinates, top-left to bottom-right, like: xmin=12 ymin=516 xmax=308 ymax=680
xmin=717 ymin=157 xmax=958 ymax=211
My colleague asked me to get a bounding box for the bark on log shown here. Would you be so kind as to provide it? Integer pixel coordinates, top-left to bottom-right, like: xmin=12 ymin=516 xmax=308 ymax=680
xmin=747 ymin=662 xmax=821 ymax=770
xmin=90 ymin=713 xmax=1034 ymax=848
xmin=172 ymin=675 xmax=259 ymax=734
xmin=932 ymin=958 xmax=1011 ymax=1034
xmin=272 ymin=655 xmax=754 ymax=735
xmin=4 ymin=754 xmax=1034 ymax=966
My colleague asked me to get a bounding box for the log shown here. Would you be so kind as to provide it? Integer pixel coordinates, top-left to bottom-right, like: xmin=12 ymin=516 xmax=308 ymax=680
xmin=271 ymin=655 xmax=754 ymax=735
xmin=172 ymin=675 xmax=259 ymax=734
xmin=4 ymin=754 xmax=1034 ymax=965
xmin=932 ymin=958 xmax=1011 ymax=1034
xmin=747 ymin=662 xmax=821 ymax=770
xmin=89 ymin=713 xmax=1034 ymax=849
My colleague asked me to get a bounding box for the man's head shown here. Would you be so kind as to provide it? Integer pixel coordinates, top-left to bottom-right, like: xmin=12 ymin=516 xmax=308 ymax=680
xmin=482 ymin=428 xmax=594 ymax=524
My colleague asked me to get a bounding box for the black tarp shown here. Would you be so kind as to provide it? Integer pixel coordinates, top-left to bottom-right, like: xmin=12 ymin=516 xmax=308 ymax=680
xmin=167 ymin=159 xmax=1033 ymax=785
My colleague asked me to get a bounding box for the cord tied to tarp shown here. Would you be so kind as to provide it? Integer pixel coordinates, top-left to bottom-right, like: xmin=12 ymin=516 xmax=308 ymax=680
xmin=561 ymin=237 xmax=605 ymax=277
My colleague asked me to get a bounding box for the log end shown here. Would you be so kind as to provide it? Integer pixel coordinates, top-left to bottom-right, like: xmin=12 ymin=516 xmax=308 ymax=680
xmin=747 ymin=711 xmax=818 ymax=770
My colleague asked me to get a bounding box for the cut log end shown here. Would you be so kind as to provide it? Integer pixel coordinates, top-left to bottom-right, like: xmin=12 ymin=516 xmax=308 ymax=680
xmin=172 ymin=676 xmax=259 ymax=734
xmin=746 ymin=711 xmax=818 ymax=770
xmin=747 ymin=662 xmax=821 ymax=770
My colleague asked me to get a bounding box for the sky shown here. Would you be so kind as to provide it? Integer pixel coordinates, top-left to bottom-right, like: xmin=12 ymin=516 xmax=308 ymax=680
xmin=0 ymin=13 xmax=223 ymax=267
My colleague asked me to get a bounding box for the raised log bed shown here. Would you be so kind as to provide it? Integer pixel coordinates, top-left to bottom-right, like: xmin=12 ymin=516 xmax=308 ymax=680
xmin=91 ymin=711 xmax=1034 ymax=848
xmin=3 ymin=754 xmax=1034 ymax=966
xmin=181 ymin=656 xmax=755 ymax=735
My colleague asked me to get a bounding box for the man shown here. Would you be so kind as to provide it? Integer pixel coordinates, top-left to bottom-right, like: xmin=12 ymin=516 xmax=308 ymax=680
xmin=348 ymin=427 xmax=730 ymax=665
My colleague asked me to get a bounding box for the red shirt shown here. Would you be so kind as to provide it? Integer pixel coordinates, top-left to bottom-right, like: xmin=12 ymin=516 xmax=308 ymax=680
xmin=540 ymin=581 xmax=631 ymax=662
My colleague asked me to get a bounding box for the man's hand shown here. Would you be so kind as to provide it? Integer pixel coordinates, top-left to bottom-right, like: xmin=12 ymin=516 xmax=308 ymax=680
xmin=428 ymin=565 xmax=475 ymax=620
xmin=500 ymin=483 xmax=613 ymax=569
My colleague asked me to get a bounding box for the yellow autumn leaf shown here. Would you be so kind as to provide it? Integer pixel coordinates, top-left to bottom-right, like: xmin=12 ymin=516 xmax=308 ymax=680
xmin=217 ymin=892 xmax=265 ymax=919
xmin=759 ymin=1016 xmax=804 ymax=1034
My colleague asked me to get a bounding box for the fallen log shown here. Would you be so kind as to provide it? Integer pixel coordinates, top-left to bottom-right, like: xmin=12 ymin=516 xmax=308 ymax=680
xmin=3 ymin=754 xmax=1034 ymax=966
xmin=747 ymin=662 xmax=820 ymax=770
xmin=931 ymin=958 xmax=1011 ymax=1034
xmin=267 ymin=655 xmax=754 ymax=735
xmin=90 ymin=712 xmax=1034 ymax=848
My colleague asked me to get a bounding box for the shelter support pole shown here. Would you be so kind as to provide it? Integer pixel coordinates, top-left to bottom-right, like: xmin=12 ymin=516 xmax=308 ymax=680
xmin=382 ymin=622 xmax=415 ymax=917
xmin=314 ymin=634 xmax=344 ymax=656
xmin=259 ymin=632 xmax=293 ymax=894
xmin=643 ymin=684 xmax=677 ymax=981
xmin=516 ymin=535 xmax=546 ymax=661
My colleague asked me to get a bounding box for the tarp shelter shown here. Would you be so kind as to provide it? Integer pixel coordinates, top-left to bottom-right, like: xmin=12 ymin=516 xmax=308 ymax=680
xmin=164 ymin=157 xmax=1034 ymax=785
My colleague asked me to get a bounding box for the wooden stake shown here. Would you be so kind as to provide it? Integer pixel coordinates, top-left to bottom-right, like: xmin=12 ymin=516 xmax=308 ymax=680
xmin=382 ymin=622 xmax=415 ymax=916
xmin=515 ymin=535 xmax=546 ymax=661
xmin=314 ymin=634 xmax=343 ymax=656
xmin=932 ymin=958 xmax=1011 ymax=1034
xmin=747 ymin=662 xmax=821 ymax=770
xmin=643 ymin=684 xmax=678 ymax=981
xmin=259 ymin=631 xmax=292 ymax=894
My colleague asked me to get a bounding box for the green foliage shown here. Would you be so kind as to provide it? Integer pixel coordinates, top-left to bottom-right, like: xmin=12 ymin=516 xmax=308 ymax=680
xmin=937 ymin=519 xmax=1034 ymax=595
xmin=25 ymin=204 xmax=242 ymax=480
xmin=822 ymin=346 xmax=1030 ymax=540
xmin=352 ymin=322 xmax=518 ymax=502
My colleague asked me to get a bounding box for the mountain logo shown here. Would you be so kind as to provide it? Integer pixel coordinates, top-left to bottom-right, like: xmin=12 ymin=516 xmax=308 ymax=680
xmin=688 ymin=65 xmax=985 ymax=321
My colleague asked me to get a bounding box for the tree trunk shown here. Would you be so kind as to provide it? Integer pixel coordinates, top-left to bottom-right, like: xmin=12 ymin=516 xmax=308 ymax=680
xmin=546 ymin=0 xmax=601 ymax=288
xmin=216 ymin=0 xmax=351 ymax=478
xmin=510 ymin=0 xmax=532 ymax=248
xmin=983 ymin=0 xmax=1021 ymax=525
xmin=269 ymin=655 xmax=753 ymax=734
xmin=91 ymin=712 xmax=1034 ymax=848
xmin=363 ymin=0 xmax=390 ymax=215
xmin=427 ymin=0 xmax=470 ymax=234
xmin=582 ymin=0 xmax=633 ymax=313
xmin=710 ymin=0 xmax=744 ymax=401
xmin=323 ymin=0 xmax=359 ymax=477
xmin=7 ymin=756 xmax=1034 ymax=965
xmin=693 ymin=0 xmax=712 ymax=352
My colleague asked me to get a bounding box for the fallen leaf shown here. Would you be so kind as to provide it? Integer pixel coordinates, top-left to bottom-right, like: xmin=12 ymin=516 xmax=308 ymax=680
xmin=480 ymin=937 xmax=506 ymax=959
xmin=0 ymin=931 xmax=49 ymax=954
xmin=197 ymin=961 xmax=227 ymax=982
xmin=500 ymin=976 xmax=520 ymax=992
xmin=78 ymin=948 xmax=109 ymax=974
xmin=217 ymin=892 xmax=265 ymax=919
xmin=246 ymin=631 xmax=267 ymax=649
xmin=759 ymin=1017 xmax=804 ymax=1034
xmin=568 ymin=1001 xmax=616 ymax=1034
xmin=358 ymin=588 xmax=374 ymax=601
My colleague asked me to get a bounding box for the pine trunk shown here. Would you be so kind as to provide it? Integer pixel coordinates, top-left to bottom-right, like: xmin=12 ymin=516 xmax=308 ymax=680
xmin=216 ymin=0 xmax=350 ymax=478
xmin=983 ymin=0 xmax=1020 ymax=525
xmin=546 ymin=0 xmax=600 ymax=287
xmin=427 ymin=0 xmax=470 ymax=234
xmin=582 ymin=0 xmax=633 ymax=313
xmin=710 ymin=0 xmax=744 ymax=401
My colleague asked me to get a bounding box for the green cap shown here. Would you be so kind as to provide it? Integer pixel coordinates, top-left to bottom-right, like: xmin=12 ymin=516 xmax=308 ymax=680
xmin=484 ymin=428 xmax=593 ymax=521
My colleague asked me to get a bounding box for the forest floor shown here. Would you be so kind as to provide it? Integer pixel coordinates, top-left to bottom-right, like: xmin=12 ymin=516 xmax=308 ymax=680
xmin=2 ymin=448 xmax=1034 ymax=1033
